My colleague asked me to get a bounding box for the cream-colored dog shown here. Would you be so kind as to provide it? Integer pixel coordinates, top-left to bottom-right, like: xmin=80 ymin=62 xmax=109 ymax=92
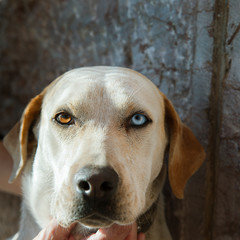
xmin=4 ymin=67 xmax=205 ymax=240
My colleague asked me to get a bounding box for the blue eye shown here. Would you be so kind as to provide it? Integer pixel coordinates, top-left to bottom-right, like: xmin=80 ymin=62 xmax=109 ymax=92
xmin=130 ymin=113 xmax=148 ymax=127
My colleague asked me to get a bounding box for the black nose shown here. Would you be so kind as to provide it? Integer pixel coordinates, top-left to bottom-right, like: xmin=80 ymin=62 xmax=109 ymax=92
xmin=74 ymin=166 xmax=119 ymax=200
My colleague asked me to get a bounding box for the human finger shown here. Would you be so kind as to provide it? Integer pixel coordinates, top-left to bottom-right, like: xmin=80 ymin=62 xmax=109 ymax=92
xmin=124 ymin=222 xmax=138 ymax=240
xmin=33 ymin=219 xmax=76 ymax=240
xmin=82 ymin=224 xmax=132 ymax=240
xmin=137 ymin=233 xmax=145 ymax=240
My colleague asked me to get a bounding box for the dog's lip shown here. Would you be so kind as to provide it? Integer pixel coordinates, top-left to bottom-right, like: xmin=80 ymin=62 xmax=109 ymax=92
xmin=71 ymin=218 xmax=116 ymax=239
xmin=77 ymin=213 xmax=114 ymax=228
xmin=72 ymin=222 xmax=134 ymax=240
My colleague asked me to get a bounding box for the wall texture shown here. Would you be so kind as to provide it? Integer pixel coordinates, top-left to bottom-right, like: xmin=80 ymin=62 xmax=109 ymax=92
xmin=0 ymin=0 xmax=239 ymax=239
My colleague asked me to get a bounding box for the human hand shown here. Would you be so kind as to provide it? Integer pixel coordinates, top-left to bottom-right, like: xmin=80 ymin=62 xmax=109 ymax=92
xmin=33 ymin=219 xmax=75 ymax=240
xmin=33 ymin=220 xmax=145 ymax=240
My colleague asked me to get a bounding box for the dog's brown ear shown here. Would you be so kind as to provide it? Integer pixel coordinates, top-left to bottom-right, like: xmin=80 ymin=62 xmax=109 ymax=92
xmin=162 ymin=94 xmax=206 ymax=199
xmin=3 ymin=93 xmax=44 ymax=183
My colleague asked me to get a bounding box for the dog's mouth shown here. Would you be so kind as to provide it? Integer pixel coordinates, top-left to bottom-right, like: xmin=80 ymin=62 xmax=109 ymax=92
xmin=72 ymin=223 xmax=98 ymax=237
xmin=70 ymin=200 xmax=158 ymax=238
xmin=78 ymin=213 xmax=115 ymax=228
xmin=59 ymin=195 xmax=159 ymax=239
xmin=69 ymin=212 xmax=118 ymax=237
xmin=71 ymin=218 xmax=132 ymax=239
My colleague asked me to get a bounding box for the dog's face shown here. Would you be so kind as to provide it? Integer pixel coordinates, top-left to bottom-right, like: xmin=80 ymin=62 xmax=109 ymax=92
xmin=4 ymin=67 xmax=205 ymax=233
xmin=30 ymin=67 xmax=167 ymax=228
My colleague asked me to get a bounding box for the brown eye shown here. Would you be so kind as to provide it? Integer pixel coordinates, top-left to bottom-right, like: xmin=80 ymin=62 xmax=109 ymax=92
xmin=55 ymin=112 xmax=74 ymax=125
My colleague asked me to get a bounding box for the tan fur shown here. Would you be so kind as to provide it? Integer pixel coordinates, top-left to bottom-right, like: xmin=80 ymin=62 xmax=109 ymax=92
xmin=4 ymin=67 xmax=205 ymax=240
xmin=162 ymin=93 xmax=206 ymax=199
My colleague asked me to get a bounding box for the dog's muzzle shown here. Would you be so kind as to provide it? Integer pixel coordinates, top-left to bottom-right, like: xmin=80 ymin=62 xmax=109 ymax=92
xmin=73 ymin=166 xmax=119 ymax=226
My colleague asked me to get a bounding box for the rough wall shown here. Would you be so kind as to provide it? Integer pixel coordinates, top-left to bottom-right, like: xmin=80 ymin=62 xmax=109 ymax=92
xmin=0 ymin=0 xmax=239 ymax=239
xmin=207 ymin=1 xmax=240 ymax=239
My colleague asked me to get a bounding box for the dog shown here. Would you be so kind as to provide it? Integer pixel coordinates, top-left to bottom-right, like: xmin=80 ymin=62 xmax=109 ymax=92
xmin=4 ymin=66 xmax=205 ymax=240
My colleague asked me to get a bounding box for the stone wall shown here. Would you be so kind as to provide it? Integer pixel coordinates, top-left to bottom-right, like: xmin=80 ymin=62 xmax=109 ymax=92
xmin=0 ymin=0 xmax=239 ymax=239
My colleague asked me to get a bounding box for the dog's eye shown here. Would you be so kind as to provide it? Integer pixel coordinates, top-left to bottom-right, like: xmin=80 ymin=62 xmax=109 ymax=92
xmin=130 ymin=113 xmax=149 ymax=127
xmin=55 ymin=112 xmax=74 ymax=125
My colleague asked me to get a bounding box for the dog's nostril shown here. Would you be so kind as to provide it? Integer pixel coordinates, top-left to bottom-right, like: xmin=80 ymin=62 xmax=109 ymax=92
xmin=100 ymin=181 xmax=113 ymax=192
xmin=79 ymin=180 xmax=91 ymax=192
xmin=75 ymin=166 xmax=119 ymax=199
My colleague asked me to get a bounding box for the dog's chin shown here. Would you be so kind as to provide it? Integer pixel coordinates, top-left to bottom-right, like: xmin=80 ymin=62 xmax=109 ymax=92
xmin=72 ymin=223 xmax=98 ymax=237
xmin=71 ymin=219 xmax=123 ymax=239
xmin=80 ymin=214 xmax=114 ymax=228
xmin=72 ymin=221 xmax=135 ymax=240
xmin=70 ymin=214 xmax=133 ymax=238
xmin=69 ymin=215 xmax=115 ymax=235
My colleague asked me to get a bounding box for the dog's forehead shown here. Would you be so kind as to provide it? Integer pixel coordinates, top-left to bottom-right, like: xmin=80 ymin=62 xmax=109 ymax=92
xmin=43 ymin=67 xmax=162 ymax=115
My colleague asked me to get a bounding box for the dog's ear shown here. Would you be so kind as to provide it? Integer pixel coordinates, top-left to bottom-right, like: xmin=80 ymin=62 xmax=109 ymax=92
xmin=3 ymin=92 xmax=44 ymax=183
xmin=162 ymin=94 xmax=206 ymax=199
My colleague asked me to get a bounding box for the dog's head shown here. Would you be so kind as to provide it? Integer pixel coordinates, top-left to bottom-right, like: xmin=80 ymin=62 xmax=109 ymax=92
xmin=4 ymin=67 xmax=205 ymax=231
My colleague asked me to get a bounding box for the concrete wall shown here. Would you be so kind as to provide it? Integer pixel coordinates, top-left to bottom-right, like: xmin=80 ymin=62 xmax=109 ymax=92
xmin=0 ymin=0 xmax=239 ymax=239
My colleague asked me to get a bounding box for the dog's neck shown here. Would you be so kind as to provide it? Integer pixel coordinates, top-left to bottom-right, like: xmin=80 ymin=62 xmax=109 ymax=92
xmin=137 ymin=161 xmax=168 ymax=234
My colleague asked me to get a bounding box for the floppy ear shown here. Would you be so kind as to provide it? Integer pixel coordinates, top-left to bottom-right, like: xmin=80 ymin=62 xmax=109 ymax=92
xmin=3 ymin=92 xmax=44 ymax=183
xmin=162 ymin=94 xmax=206 ymax=199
